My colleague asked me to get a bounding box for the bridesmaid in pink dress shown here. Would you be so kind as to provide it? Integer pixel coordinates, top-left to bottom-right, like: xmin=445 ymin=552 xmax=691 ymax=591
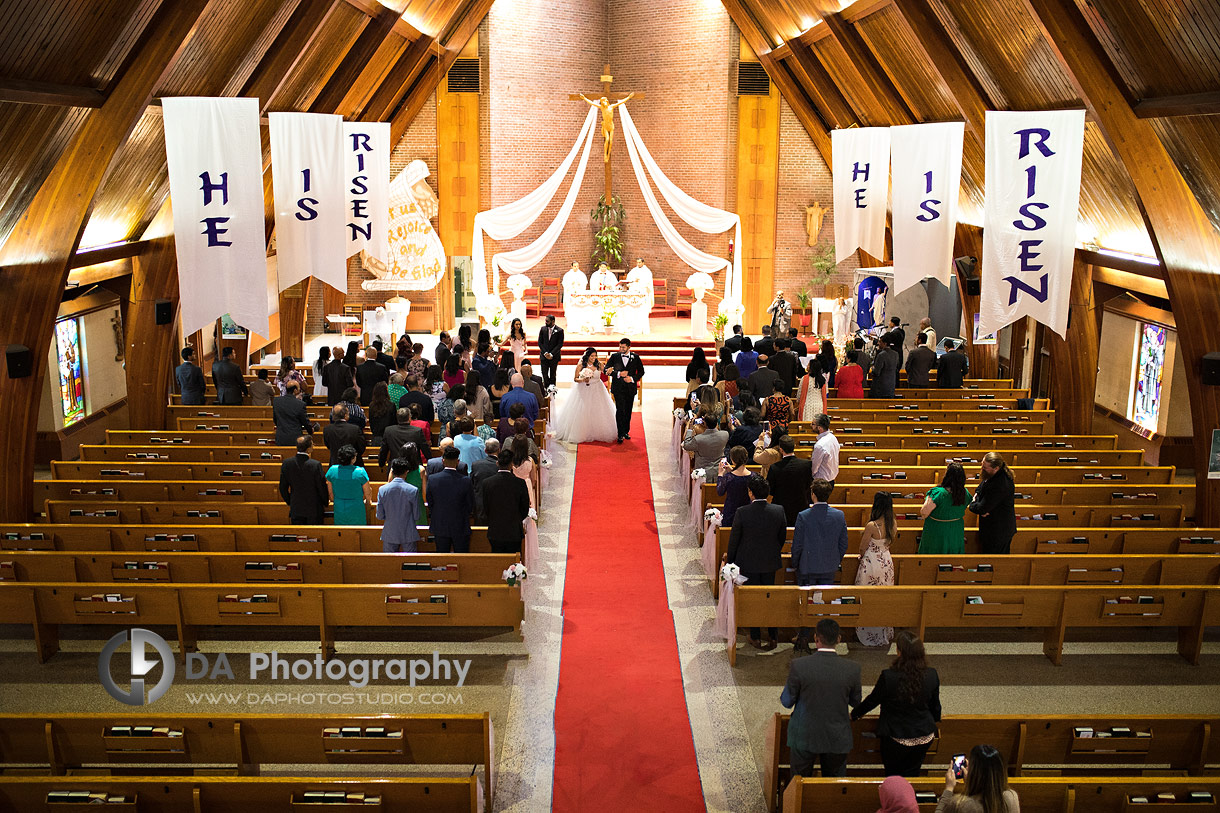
xmin=503 ymin=318 xmax=527 ymax=371
xmin=510 ymin=434 xmax=539 ymax=568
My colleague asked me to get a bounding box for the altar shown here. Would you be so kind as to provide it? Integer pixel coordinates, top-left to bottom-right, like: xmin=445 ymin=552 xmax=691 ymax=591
xmin=564 ymin=288 xmax=651 ymax=335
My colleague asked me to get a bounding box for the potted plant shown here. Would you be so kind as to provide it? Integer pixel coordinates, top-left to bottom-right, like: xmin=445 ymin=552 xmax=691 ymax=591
xmin=591 ymin=194 xmax=626 ymax=270
xmin=712 ymin=314 xmax=728 ymax=348
xmin=601 ymin=307 xmax=617 ymax=334
xmin=795 ymin=288 xmax=813 ymax=331
xmin=810 ymin=244 xmax=837 ymax=287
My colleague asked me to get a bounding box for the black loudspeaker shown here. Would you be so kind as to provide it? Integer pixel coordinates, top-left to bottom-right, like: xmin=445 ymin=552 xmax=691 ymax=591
xmin=5 ymin=344 xmax=32 ymax=378
xmin=965 ymin=278 xmax=981 ymax=296
xmin=1203 ymin=352 xmax=1220 ymax=386
xmin=154 ymin=299 xmax=173 ymax=325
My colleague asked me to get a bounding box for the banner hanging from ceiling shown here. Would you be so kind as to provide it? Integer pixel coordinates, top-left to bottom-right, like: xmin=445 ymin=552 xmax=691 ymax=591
xmin=889 ymin=121 xmax=964 ymax=294
xmin=832 ymin=126 xmax=891 ymax=264
xmin=342 ymin=121 xmax=390 ymax=263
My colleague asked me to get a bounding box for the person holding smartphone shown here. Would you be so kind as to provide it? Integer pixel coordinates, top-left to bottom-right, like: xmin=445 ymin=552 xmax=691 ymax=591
xmin=935 ymin=744 xmax=1020 ymax=812
xmin=851 ymin=631 xmax=940 ymax=776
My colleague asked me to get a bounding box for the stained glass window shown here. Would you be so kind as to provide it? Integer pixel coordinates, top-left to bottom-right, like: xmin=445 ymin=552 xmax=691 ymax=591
xmin=1131 ymin=322 xmax=1165 ymax=432
xmin=55 ymin=318 xmax=86 ymax=425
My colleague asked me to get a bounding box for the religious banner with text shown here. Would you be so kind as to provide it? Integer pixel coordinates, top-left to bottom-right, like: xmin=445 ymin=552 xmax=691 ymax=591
xmin=980 ymin=109 xmax=1085 ymax=339
xmin=343 ymin=121 xmax=390 ymax=263
xmin=269 ymin=111 xmax=346 ymax=292
xmin=361 ymin=159 xmax=447 ymax=291
xmin=889 ymin=121 xmax=964 ymax=294
xmin=832 ymin=127 xmax=891 ymax=264
xmin=162 ymin=96 xmax=268 ymax=336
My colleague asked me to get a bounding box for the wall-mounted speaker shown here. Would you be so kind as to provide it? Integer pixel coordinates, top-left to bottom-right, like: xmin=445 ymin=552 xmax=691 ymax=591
xmin=5 ymin=344 xmax=32 ymax=378
xmin=965 ymin=278 xmax=981 ymax=296
xmin=154 ymin=299 xmax=173 ymax=325
xmin=1203 ymin=352 xmax=1220 ymax=386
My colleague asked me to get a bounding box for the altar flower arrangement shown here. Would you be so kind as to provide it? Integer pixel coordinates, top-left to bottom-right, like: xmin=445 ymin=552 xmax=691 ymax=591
xmin=712 ymin=314 xmax=728 ymax=342
xmin=601 ymin=306 xmax=616 ymax=327
xmin=503 ymin=563 xmax=527 ymax=586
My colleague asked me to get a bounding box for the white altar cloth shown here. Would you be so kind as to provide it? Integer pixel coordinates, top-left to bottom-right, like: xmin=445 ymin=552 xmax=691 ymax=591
xmin=564 ymin=289 xmax=651 ymax=335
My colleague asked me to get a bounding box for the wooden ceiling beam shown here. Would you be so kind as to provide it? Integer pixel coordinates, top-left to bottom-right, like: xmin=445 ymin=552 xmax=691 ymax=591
xmin=241 ymin=0 xmax=344 ymax=113
xmin=309 ymin=4 xmax=402 ymax=114
xmin=889 ymin=0 xmax=991 ymax=137
xmin=1022 ymin=0 xmax=1220 ymax=524
xmin=759 ymin=52 xmax=833 ymax=166
xmin=0 ymin=78 xmax=105 ymax=108
xmin=390 ymin=0 xmax=493 ymax=141
xmin=69 ymin=239 xmax=151 ymax=269
xmin=357 ymin=24 xmax=437 ymax=121
xmin=721 ymin=0 xmax=772 ymax=56
xmin=0 ymin=0 xmax=211 ymax=521
xmin=814 ymin=9 xmax=916 ymax=125
xmin=1134 ymin=90 xmax=1220 ymax=119
xmin=782 ymin=38 xmax=859 ymax=129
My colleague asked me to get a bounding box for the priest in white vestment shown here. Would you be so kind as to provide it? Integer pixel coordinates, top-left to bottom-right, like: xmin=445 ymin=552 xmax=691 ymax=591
xmin=562 ymin=262 xmax=588 ymax=299
xmin=625 ymin=258 xmax=654 ymax=310
xmin=590 ymin=263 xmax=619 ymax=292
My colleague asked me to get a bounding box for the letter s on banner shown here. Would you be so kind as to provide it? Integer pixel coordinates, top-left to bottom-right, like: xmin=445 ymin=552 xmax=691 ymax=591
xmin=980 ymin=109 xmax=1085 ymax=339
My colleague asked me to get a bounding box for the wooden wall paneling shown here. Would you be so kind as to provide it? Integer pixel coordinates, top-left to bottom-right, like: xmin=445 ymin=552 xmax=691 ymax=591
xmin=1023 ymin=0 xmax=1220 ymax=523
xmin=736 ymin=83 xmax=781 ymax=334
xmin=0 ymin=0 xmax=211 ymax=522
xmin=813 ymin=11 xmax=916 ymax=125
xmin=125 ymin=236 xmax=179 ymax=431
xmin=0 ymin=78 xmax=105 ymax=107
xmin=322 ymin=281 xmax=348 ymax=328
xmin=759 ymin=52 xmax=833 ymax=166
xmin=436 ymin=73 xmax=479 ymax=331
xmin=1046 ymin=254 xmax=1099 ymax=436
xmin=952 ymin=223 xmax=998 ymax=379
xmin=782 ymin=40 xmax=859 ymax=130
xmin=309 ymin=4 xmax=402 ymax=116
xmin=241 ymin=0 xmax=345 ymax=113
xmin=278 ymin=277 xmax=312 ymax=362
xmin=358 ymin=32 xmax=437 ymax=121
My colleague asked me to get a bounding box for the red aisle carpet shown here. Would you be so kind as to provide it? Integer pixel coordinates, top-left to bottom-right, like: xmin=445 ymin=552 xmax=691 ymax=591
xmin=552 ymin=413 xmax=706 ymax=812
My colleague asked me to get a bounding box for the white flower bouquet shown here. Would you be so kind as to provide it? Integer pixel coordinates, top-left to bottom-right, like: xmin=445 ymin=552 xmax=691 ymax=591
xmin=704 ymin=507 xmax=723 ymax=525
xmin=720 ymin=562 xmax=742 ymax=583
xmin=673 ymin=408 xmax=686 ymax=419
xmin=546 ymin=385 xmax=558 ymax=398
xmin=576 ymin=367 xmax=595 ymax=383
xmin=503 ymin=563 xmax=528 ymax=586
xmin=691 ymin=467 xmax=706 ymax=480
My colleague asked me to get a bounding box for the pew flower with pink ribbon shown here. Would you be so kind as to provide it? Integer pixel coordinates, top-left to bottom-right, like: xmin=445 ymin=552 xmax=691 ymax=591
xmin=701 ymin=508 xmax=722 ymax=582
xmin=714 ymin=563 xmax=747 ymax=641
xmin=503 ymin=563 xmax=527 ymax=587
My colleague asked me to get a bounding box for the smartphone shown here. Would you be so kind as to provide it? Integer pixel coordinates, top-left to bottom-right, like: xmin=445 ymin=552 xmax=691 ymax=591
xmin=951 ymin=754 xmax=966 ymax=779
xmin=762 ymin=420 xmax=771 ymax=430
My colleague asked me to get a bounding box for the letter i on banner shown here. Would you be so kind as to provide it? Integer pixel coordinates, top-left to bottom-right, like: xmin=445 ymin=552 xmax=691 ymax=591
xmin=269 ymin=112 xmax=347 ymax=292
xmin=832 ymin=127 xmax=891 ymax=264
xmin=890 ymin=122 xmax=964 ymax=294
xmin=163 ymin=97 xmax=269 ymax=337
xmin=343 ymin=121 xmax=390 ymax=262
xmin=981 ymin=109 xmax=1085 ymax=339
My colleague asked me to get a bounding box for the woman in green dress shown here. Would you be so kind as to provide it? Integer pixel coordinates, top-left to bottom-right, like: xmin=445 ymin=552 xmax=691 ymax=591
xmin=917 ymin=462 xmax=969 ymax=554
xmin=398 ymin=442 xmax=428 ymax=525
xmin=325 ymin=444 xmax=371 ymax=525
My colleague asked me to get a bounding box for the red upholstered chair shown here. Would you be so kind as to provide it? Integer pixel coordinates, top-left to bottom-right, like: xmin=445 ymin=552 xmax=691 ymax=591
xmin=525 ymin=287 xmax=541 ymax=317
xmin=651 ymin=279 xmax=675 ymax=316
xmin=675 ymin=287 xmax=694 ymax=317
xmin=540 ymin=277 xmax=561 ymax=313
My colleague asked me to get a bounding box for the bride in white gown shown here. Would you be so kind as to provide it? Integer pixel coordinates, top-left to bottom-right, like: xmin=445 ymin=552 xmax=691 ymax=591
xmin=553 ymin=347 xmax=619 ymax=444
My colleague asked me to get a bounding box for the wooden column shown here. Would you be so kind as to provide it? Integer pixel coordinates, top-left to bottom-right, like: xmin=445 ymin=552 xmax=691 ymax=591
xmin=125 ymin=237 xmax=180 ymax=431
xmin=736 ymin=81 xmax=781 ymax=334
xmin=437 ymin=59 xmax=480 ymax=332
xmin=953 ymin=223 xmax=998 ymax=379
xmin=0 ymin=0 xmax=209 ymax=521
xmin=1046 ymin=254 xmax=1099 ymax=435
xmin=1023 ymin=0 xmax=1220 ymax=522
xmin=278 ymin=277 xmax=312 ymax=362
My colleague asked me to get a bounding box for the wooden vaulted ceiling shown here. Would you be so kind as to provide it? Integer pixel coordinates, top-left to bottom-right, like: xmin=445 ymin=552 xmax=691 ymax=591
xmin=722 ymin=0 xmax=1220 ymax=259
xmin=0 ymin=0 xmax=493 ymax=254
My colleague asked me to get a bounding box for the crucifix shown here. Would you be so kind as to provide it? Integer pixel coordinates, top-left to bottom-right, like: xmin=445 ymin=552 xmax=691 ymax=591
xmin=568 ymin=64 xmax=644 ymax=202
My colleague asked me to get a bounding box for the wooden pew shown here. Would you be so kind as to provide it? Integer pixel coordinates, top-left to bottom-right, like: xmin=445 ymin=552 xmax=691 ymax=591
xmin=806 ymin=434 xmax=1120 ymax=451
xmin=0 ymin=712 xmax=494 ymax=806
xmin=782 ymin=777 xmax=1220 ymax=813
xmin=36 ymin=480 xmax=283 ymax=504
xmin=802 ymin=409 xmax=1058 ymax=425
xmin=0 ymin=551 xmax=517 ymax=586
xmin=166 ymin=403 xmax=549 ymax=426
xmin=0 ymin=580 xmax=524 ymax=662
xmin=729 ymin=584 xmax=1220 ymax=666
xmin=831 ymin=449 xmax=1146 ymax=468
xmin=762 ymin=712 xmax=1220 ymax=811
xmin=0 ymin=524 xmax=515 ymax=554
xmin=0 ymin=776 xmax=483 ymax=812
xmin=806 ymin=465 xmax=1176 ymax=486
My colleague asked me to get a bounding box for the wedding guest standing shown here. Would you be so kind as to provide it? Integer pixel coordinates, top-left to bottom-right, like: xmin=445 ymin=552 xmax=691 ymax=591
xmin=763 ymin=379 xmax=793 ymax=436
xmin=537 ymin=314 xmax=564 ymax=389
xmin=326 ymin=445 xmax=371 ymax=526
xmin=970 ymin=452 xmax=1017 ymax=554
xmin=854 ymin=492 xmax=897 ymax=647
xmin=767 ymin=435 xmax=813 ymax=524
xmin=795 ymin=359 xmax=827 ymax=423
xmin=726 ymin=475 xmax=787 ymax=650
xmin=780 ymin=618 xmax=861 ymax=777
xmin=175 ymin=347 xmax=205 ymax=405
xmin=918 ymin=462 xmax=969 ymax=554
xmin=851 ymin=631 xmax=942 ymax=777
xmin=836 ymin=350 xmax=865 ymax=399
xmin=715 ymin=445 xmax=753 ymax=528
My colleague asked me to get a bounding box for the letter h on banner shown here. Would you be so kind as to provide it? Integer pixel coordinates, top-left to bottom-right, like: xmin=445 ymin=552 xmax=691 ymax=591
xmin=981 ymin=110 xmax=1085 ymax=339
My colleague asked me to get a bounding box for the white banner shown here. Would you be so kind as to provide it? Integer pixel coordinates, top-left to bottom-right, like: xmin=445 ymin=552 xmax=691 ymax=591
xmin=981 ymin=109 xmax=1085 ymax=339
xmin=832 ymin=127 xmax=890 ymax=264
xmin=890 ymin=121 xmax=963 ymax=294
xmin=343 ymin=121 xmax=390 ymax=263
xmin=270 ymin=112 xmax=346 ymax=292
xmin=163 ymin=97 xmax=269 ymax=337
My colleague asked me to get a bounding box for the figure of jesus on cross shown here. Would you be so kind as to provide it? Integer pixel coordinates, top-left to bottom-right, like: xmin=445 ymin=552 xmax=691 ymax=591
xmin=569 ymin=64 xmax=643 ymax=201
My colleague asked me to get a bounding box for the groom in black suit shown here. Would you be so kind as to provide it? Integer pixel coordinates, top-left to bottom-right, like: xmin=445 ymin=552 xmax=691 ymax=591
xmin=603 ymin=338 xmax=645 ymax=443
xmin=537 ymin=315 xmax=564 ymax=389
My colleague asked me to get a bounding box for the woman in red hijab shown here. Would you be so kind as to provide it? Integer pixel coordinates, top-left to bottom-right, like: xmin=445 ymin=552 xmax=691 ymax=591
xmin=877 ymin=775 xmax=919 ymax=813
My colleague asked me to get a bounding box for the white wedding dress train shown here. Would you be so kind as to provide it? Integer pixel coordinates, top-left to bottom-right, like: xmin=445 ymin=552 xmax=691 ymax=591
xmin=553 ymin=375 xmax=619 ymax=443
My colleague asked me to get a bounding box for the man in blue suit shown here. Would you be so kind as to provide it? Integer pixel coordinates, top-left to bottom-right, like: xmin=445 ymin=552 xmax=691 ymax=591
xmin=790 ymin=478 xmax=849 ymax=654
xmin=427 ymin=446 xmax=474 ymax=553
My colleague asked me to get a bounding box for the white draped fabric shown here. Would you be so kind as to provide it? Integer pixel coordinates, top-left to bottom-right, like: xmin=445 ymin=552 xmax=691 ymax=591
xmin=714 ymin=570 xmax=747 ymax=641
xmin=470 ymin=108 xmax=599 ymax=314
xmin=618 ymin=105 xmax=742 ymax=311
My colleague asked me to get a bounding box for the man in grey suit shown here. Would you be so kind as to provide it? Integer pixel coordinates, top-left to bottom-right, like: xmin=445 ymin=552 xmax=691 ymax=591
xmin=781 ymin=618 xmax=862 ymax=778
xmin=211 ymin=346 xmax=248 ymax=405
xmin=904 ymin=332 xmax=937 ymax=388
xmin=272 ymin=382 xmax=312 ymax=446
xmin=868 ymin=336 xmax=899 ymax=398
xmin=747 ymin=361 xmax=781 ymax=400
xmin=470 ymin=438 xmax=500 ymax=523
xmin=791 ymin=478 xmax=849 ymax=653
xmin=682 ymin=413 xmax=729 ymax=483
xmin=726 ymin=476 xmax=788 ymax=649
